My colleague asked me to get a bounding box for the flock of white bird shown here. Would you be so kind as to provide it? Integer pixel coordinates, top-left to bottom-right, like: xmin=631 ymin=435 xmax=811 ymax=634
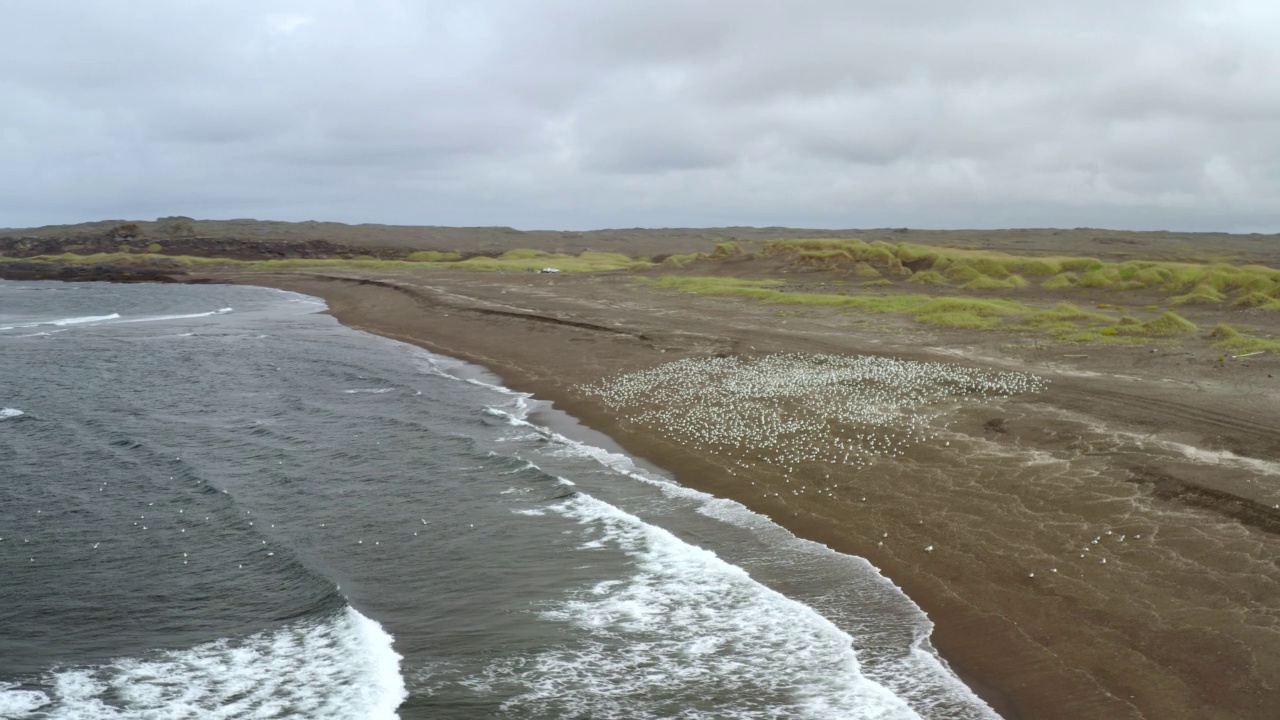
xmin=582 ymin=353 xmax=1047 ymax=473
xmin=580 ymin=353 xmax=1148 ymax=579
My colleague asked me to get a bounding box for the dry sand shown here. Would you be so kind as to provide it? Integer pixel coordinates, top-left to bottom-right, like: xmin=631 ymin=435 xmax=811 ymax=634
xmin=203 ymin=265 xmax=1280 ymax=720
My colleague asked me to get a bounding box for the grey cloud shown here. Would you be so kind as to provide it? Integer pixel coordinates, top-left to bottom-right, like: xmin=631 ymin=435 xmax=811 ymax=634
xmin=1 ymin=0 xmax=1277 ymax=231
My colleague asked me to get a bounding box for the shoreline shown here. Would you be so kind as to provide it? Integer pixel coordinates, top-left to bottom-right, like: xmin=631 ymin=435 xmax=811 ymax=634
xmin=250 ymin=273 xmax=1027 ymax=717
xmin=212 ymin=269 xmax=1280 ymax=720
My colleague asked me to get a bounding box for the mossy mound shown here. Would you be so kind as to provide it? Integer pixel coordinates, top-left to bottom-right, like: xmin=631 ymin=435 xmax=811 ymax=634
xmin=961 ymin=274 xmax=1028 ymax=290
xmin=1131 ymin=311 xmax=1198 ymax=336
xmin=1169 ymin=284 xmax=1225 ymax=306
xmin=906 ymin=270 xmax=948 ymax=285
xmin=852 ymin=261 xmax=883 ymax=280
xmin=1208 ymin=323 xmax=1239 ymax=340
xmin=1077 ymin=269 xmax=1118 ymax=288
xmin=946 ymin=265 xmax=985 ymax=283
xmin=1042 ymin=273 xmax=1079 ymax=289
xmin=1231 ymin=292 xmax=1274 ymax=308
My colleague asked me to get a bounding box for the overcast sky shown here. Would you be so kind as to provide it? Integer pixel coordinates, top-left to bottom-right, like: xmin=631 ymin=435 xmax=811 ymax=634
xmin=3 ymin=1 xmax=1279 ymax=231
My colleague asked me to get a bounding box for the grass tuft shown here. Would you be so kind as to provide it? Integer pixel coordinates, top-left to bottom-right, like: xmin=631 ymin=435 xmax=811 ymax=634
xmin=1208 ymin=323 xmax=1239 ymax=339
xmin=1115 ymin=311 xmax=1198 ymax=337
xmin=1169 ymin=284 xmax=1226 ymax=306
xmin=961 ymin=274 xmax=1028 ymax=290
xmin=1042 ymin=273 xmax=1079 ymax=289
xmin=906 ymin=270 xmax=948 ymax=285
xmin=1076 ymin=269 xmax=1119 ymax=288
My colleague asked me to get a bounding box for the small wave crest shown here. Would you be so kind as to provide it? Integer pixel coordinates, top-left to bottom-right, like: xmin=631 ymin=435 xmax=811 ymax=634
xmin=117 ymin=308 xmax=233 ymax=324
xmin=0 ymin=408 xmax=25 ymax=420
xmin=1 ymin=313 xmax=120 ymax=331
xmin=0 ymin=607 xmax=406 ymax=719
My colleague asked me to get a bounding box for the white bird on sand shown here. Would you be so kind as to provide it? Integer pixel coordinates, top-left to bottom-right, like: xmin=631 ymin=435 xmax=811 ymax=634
xmin=925 ymin=545 xmax=934 ymax=552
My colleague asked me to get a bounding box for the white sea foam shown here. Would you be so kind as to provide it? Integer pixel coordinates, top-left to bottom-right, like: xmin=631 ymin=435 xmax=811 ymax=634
xmin=51 ymin=313 xmax=120 ymax=326
xmin=0 ymin=683 xmax=48 ymax=715
xmin=0 ymin=408 xmax=25 ymax=419
xmin=1 ymin=313 xmax=121 ymax=331
xmin=343 ymin=388 xmax=395 ymax=394
xmin=482 ymin=493 xmax=919 ymax=719
xmin=117 ymin=308 xmax=233 ymax=324
xmin=2 ymin=607 xmax=406 ymax=720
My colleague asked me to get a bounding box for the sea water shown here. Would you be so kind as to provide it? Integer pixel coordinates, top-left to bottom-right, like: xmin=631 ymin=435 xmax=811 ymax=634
xmin=0 ymin=280 xmax=998 ymax=719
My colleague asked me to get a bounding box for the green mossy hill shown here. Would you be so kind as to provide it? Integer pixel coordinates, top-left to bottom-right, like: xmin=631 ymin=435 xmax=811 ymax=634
xmin=746 ymin=239 xmax=1280 ymax=303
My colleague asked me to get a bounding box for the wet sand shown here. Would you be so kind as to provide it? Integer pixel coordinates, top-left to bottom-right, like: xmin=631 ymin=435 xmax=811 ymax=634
xmin=211 ymin=267 xmax=1280 ymax=719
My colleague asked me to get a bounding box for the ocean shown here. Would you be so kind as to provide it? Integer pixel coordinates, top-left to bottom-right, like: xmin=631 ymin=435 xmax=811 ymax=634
xmin=0 ymin=279 xmax=999 ymax=719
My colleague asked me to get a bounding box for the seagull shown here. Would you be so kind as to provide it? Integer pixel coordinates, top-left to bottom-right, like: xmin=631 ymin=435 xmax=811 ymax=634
xmin=925 ymin=545 xmax=934 ymax=552
xmin=92 ymin=542 xmax=100 ymax=549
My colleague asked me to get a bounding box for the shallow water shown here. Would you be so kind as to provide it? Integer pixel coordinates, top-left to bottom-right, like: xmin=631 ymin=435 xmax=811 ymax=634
xmin=1 ymin=280 xmax=999 ymax=719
